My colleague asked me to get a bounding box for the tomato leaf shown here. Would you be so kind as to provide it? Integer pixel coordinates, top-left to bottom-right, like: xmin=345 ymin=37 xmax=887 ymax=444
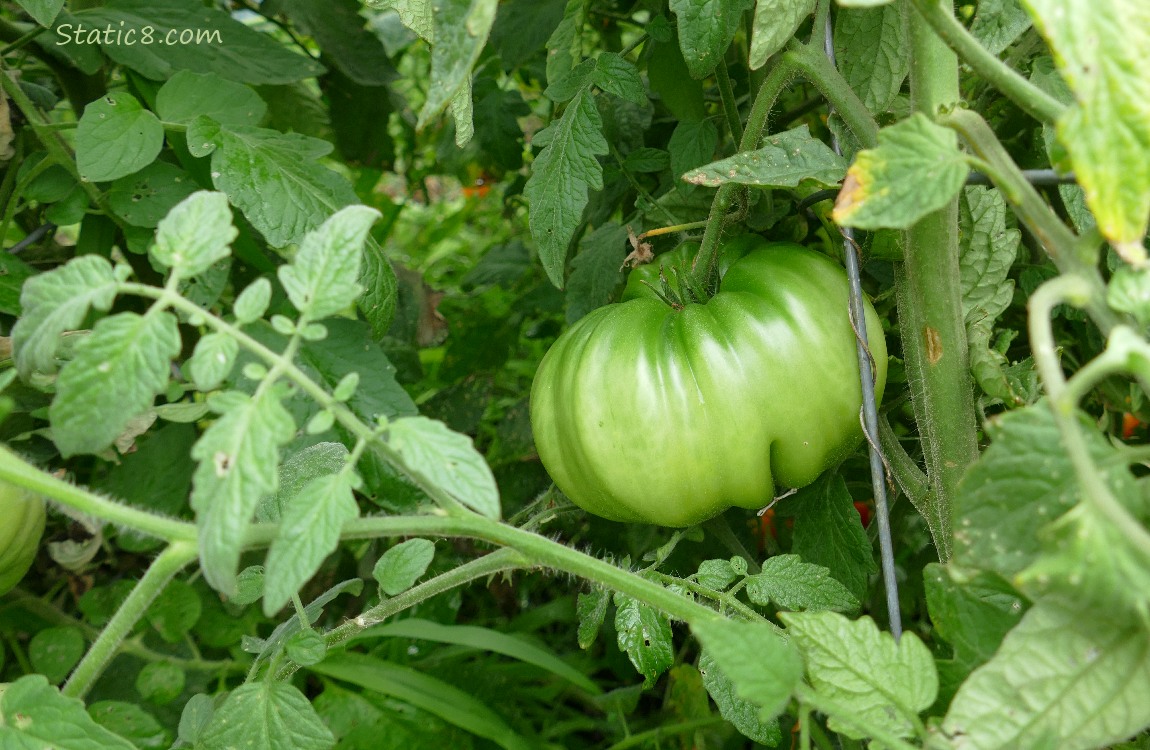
xmin=191 ymin=390 xmax=296 ymax=595
xmin=699 ymin=650 xmax=783 ymax=746
xmin=833 ymin=113 xmax=969 ymax=229
xmin=1024 ymin=0 xmax=1150 ymax=261
xmin=749 ymin=0 xmax=816 ymax=70
xmin=524 ymin=87 xmax=608 ymax=289
xmin=0 ymin=675 xmax=137 ymax=748
xmin=151 ymin=191 xmax=237 ymax=280
xmin=785 ymin=474 xmax=877 ymax=602
xmin=614 ymin=595 xmax=674 ymax=688
xmin=692 ymin=618 xmax=801 ymax=721
xmin=833 ymin=3 xmax=910 ymax=113
xmin=278 ymin=205 xmax=377 ymax=320
xmin=50 ymin=311 xmax=181 ymax=456
xmin=416 ymin=0 xmax=498 ymax=143
xmin=683 ymin=124 xmax=847 ymax=189
xmin=74 ymin=0 xmax=325 ymax=84
xmin=75 ymin=92 xmax=163 ymax=182
xmin=745 ymin=554 xmax=860 ymax=613
xmin=197 ymin=682 xmax=334 ymax=750
xmin=943 ymin=600 xmax=1150 ymax=749
xmin=576 ymin=587 xmax=609 ymax=650
xmin=565 ymin=222 xmax=626 ymax=324
xmin=186 ymin=117 xmax=358 ymax=248
xmin=373 ymin=538 xmax=436 ymax=596
xmin=386 ymin=416 xmax=501 ymax=519
xmin=780 ymin=611 xmax=937 ymax=740
xmin=669 ymin=0 xmax=751 ymax=79
xmin=12 ymin=255 xmax=119 ymax=378
xmin=264 ymin=471 xmax=359 ymax=615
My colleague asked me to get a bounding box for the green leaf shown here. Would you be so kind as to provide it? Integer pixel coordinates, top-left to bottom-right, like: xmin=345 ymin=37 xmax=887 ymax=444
xmin=278 ymin=205 xmax=378 ymax=319
xmin=647 ymin=32 xmax=706 ymax=121
xmin=310 ymin=652 xmax=534 ymax=750
xmin=745 ymin=554 xmax=860 ymax=613
xmin=417 ymin=0 xmax=498 ymax=137
xmin=106 ymin=162 xmax=198 ymax=228
xmin=188 ymin=118 xmax=359 ymax=248
xmin=669 ymin=119 xmax=719 ymax=182
xmin=953 ymin=404 xmax=1143 ymax=579
xmin=696 ymin=559 xmax=739 ymax=590
xmin=1017 ymin=497 xmax=1150 ymax=621
xmin=50 ymin=311 xmax=181 ymax=456
xmin=12 ymin=255 xmax=118 ymax=378
xmin=0 ymin=675 xmax=136 ymax=749
xmin=749 ymin=0 xmax=816 ymax=70
xmin=188 ymin=333 xmax=238 ymax=392
xmin=75 ymin=92 xmax=163 ymax=182
xmin=359 ymin=237 xmax=400 ymax=338
xmin=691 ymin=618 xmax=801 ymax=720
xmin=785 ymin=473 xmax=877 ymax=602
xmin=28 ymin=627 xmax=84 ymax=684
xmin=367 ymin=0 xmax=432 ymax=41
xmin=191 ymin=390 xmax=296 ymax=595
xmin=385 ymin=416 xmax=501 ymax=518
xmin=372 ymin=538 xmax=435 ymax=596
xmin=670 ymin=0 xmax=751 ymax=79
xmin=960 ymin=186 xmax=1023 ymax=403
xmin=524 ymin=87 xmax=608 ymax=288
xmin=833 ymin=3 xmax=910 ymax=112
xmin=297 ymin=319 xmax=417 ymax=422
xmin=833 ymin=113 xmax=970 ymax=229
xmin=943 ymin=600 xmax=1150 ymax=749
xmin=146 ymin=579 xmax=202 ymax=643
xmin=576 ymin=588 xmax=609 ymax=650
xmin=75 ymin=0 xmax=325 ymax=84
xmin=16 ymin=0 xmax=65 ymax=26
xmin=356 ymin=618 xmax=602 ymax=695
xmin=565 ymin=222 xmax=626 ymax=324
xmin=614 ymin=595 xmax=674 ymax=688
xmin=234 ymin=278 xmax=273 ymax=324
xmin=197 ymin=682 xmax=334 ymax=750
xmin=698 ymin=650 xmax=782 ymax=746
xmin=544 ymin=0 xmax=585 ymax=86
xmin=1023 ymin=0 xmax=1150 ymax=260
xmin=780 ymin=611 xmax=937 ymax=740
xmin=156 ymin=70 xmax=266 ymax=126
xmin=259 ymin=443 xmax=350 ymax=523
xmin=971 ymin=0 xmax=1032 ymax=56
xmin=273 ymin=0 xmax=395 ymax=86
xmin=924 ymin=563 xmax=1025 ymax=671
xmin=592 ymin=52 xmax=645 ymax=105
xmin=683 ymin=124 xmax=847 ymax=189
xmin=264 ymin=471 xmax=359 ymax=615
xmin=151 ymin=191 xmax=237 ymax=279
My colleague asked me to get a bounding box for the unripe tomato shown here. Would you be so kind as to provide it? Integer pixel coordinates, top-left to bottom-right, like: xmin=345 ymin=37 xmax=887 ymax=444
xmin=530 ymin=239 xmax=887 ymax=526
xmin=0 ymin=481 xmax=46 ymax=595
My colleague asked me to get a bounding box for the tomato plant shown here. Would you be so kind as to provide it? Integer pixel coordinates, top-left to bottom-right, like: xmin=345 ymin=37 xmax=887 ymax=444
xmin=531 ymin=239 xmax=887 ymax=526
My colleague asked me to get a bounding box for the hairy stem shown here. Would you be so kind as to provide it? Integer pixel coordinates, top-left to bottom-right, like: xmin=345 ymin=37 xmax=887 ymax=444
xmin=894 ymin=6 xmax=978 ymax=561
xmin=62 ymin=541 xmax=198 ymax=698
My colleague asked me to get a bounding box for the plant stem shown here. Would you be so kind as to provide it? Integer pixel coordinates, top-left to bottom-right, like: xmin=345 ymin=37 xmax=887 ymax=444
xmin=896 ymin=4 xmax=979 ymax=561
xmin=1028 ymin=282 xmax=1150 ymax=559
xmin=604 ymin=716 xmax=728 ymax=750
xmin=62 ymin=541 xmax=199 ymax=698
xmin=245 ymin=514 xmax=740 ymax=629
xmin=274 ymin=548 xmax=530 ymax=679
xmin=716 ymin=62 xmax=743 ymax=146
xmin=906 ymin=0 xmax=1065 ymax=124
xmin=0 ymin=446 xmax=197 ymax=542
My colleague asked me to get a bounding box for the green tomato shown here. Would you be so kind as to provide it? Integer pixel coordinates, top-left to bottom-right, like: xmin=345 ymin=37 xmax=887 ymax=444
xmin=530 ymin=239 xmax=888 ymax=527
xmin=0 ymin=481 xmax=45 ymax=595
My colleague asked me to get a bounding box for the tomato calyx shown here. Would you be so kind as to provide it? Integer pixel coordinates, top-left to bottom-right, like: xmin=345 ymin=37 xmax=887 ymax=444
xmin=639 ymin=256 xmax=718 ymax=310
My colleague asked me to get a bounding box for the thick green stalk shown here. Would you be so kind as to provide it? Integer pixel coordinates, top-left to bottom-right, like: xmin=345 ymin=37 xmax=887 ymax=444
xmin=907 ymin=0 xmax=1065 ymax=123
xmin=62 ymin=541 xmax=198 ymax=698
xmin=898 ymin=6 xmax=979 ymax=560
